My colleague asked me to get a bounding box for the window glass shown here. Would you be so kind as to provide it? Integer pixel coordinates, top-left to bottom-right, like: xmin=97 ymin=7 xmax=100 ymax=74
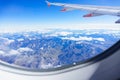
xmin=0 ymin=0 xmax=120 ymax=70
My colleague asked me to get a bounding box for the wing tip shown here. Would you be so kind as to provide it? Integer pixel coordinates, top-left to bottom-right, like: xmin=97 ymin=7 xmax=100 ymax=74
xmin=45 ymin=0 xmax=51 ymax=7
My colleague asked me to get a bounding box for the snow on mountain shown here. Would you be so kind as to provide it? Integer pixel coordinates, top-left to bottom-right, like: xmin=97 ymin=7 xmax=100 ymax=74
xmin=0 ymin=29 xmax=119 ymax=69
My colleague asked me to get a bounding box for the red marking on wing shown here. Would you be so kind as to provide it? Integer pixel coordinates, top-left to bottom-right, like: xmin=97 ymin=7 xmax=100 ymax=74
xmin=60 ymin=8 xmax=67 ymax=12
xmin=47 ymin=3 xmax=51 ymax=7
xmin=83 ymin=14 xmax=93 ymax=17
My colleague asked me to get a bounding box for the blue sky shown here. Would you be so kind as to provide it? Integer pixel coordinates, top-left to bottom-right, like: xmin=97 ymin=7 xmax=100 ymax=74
xmin=0 ymin=0 xmax=120 ymax=30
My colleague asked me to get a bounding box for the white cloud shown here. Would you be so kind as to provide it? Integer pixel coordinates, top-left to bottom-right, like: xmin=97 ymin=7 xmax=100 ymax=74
xmin=0 ymin=51 xmax=5 ymax=55
xmin=17 ymin=38 xmax=24 ymax=41
xmin=0 ymin=47 xmax=33 ymax=56
xmin=95 ymin=38 xmax=105 ymax=41
xmin=17 ymin=47 xmax=33 ymax=52
xmin=0 ymin=49 xmax=20 ymax=55
xmin=40 ymin=47 xmax=44 ymax=50
xmin=55 ymin=31 xmax=72 ymax=36
xmin=0 ymin=23 xmax=120 ymax=33
xmin=7 ymin=40 xmax=14 ymax=44
xmin=45 ymin=31 xmax=73 ymax=37
xmin=0 ymin=37 xmax=14 ymax=45
xmin=40 ymin=63 xmax=53 ymax=69
xmin=9 ymin=49 xmax=20 ymax=55
xmin=62 ymin=36 xmax=105 ymax=41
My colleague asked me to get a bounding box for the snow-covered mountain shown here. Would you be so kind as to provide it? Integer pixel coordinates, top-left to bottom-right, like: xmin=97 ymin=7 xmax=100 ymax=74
xmin=0 ymin=29 xmax=119 ymax=69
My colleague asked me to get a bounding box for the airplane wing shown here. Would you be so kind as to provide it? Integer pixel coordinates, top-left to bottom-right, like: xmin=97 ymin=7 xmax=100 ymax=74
xmin=45 ymin=0 xmax=120 ymax=23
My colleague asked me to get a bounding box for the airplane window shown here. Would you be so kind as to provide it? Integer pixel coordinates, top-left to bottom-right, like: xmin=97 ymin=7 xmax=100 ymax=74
xmin=0 ymin=0 xmax=120 ymax=71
